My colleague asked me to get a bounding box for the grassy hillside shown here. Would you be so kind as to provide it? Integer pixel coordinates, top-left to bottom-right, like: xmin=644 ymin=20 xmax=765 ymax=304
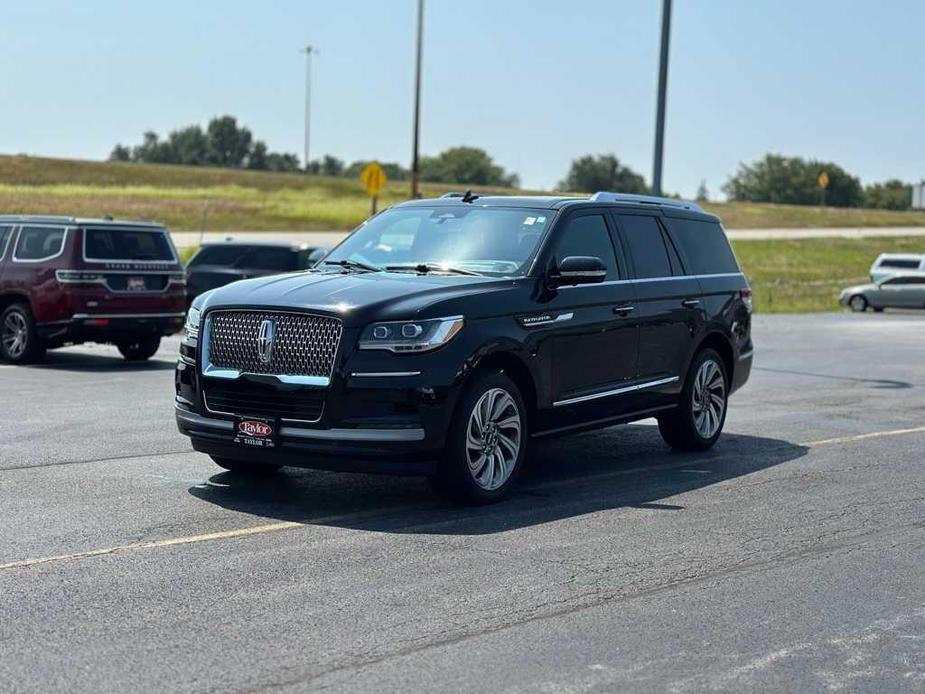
xmin=733 ymin=236 xmax=925 ymax=312
xmin=2 ymin=154 xmax=925 ymax=231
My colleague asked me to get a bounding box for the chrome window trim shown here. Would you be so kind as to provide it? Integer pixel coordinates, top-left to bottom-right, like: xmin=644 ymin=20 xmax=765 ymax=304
xmin=175 ymin=406 xmax=425 ymax=441
xmin=12 ymin=226 xmax=70 ymax=263
xmin=201 ymin=308 xmax=342 ymax=387
xmin=0 ymin=224 xmax=15 ymax=261
xmin=553 ymin=375 xmax=680 ymax=408
xmin=557 ymin=272 xmax=744 ymax=289
xmin=81 ymin=225 xmax=180 ymax=265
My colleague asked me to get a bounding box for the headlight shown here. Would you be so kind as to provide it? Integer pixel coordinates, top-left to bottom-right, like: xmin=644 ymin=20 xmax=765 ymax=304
xmin=185 ymin=307 xmax=201 ymax=337
xmin=358 ymin=316 xmax=464 ymax=353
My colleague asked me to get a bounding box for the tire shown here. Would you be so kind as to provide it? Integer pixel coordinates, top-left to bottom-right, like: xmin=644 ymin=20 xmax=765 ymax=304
xmin=210 ymin=456 xmax=282 ymax=475
xmin=0 ymin=303 xmax=45 ymax=364
xmin=117 ymin=335 xmax=161 ymax=361
xmin=430 ymin=371 xmax=528 ymax=505
xmin=849 ymin=295 xmax=868 ymax=313
xmin=657 ymin=348 xmax=729 ymax=452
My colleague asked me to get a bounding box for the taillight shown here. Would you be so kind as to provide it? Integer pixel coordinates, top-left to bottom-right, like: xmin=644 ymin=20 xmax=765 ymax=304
xmin=740 ymin=287 xmax=753 ymax=311
xmin=55 ymin=270 xmax=105 ymax=284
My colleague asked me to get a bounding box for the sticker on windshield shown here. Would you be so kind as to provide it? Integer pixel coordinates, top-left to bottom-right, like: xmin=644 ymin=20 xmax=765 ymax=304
xmin=523 ymin=216 xmax=537 ymax=226
xmin=537 ymin=216 xmax=546 ymax=224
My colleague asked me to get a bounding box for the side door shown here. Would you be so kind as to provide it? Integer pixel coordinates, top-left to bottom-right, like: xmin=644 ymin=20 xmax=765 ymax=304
xmin=876 ymin=277 xmax=913 ymax=307
xmin=536 ymin=210 xmax=639 ymax=421
xmin=611 ymin=211 xmax=701 ymax=401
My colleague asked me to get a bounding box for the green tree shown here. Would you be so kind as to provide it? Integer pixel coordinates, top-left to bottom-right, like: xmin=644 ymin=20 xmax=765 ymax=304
xmin=109 ymin=144 xmax=131 ymax=162
xmin=419 ymin=147 xmax=519 ymax=187
xmin=205 ymin=116 xmax=253 ymax=168
xmin=863 ymin=179 xmax=912 ymax=210
xmin=320 ymin=155 xmax=345 ymax=177
xmin=247 ymin=141 xmax=269 ymax=170
xmin=266 ymin=152 xmax=300 ymax=172
xmin=723 ymin=154 xmax=863 ymax=207
xmin=131 ymin=131 xmax=175 ymax=164
xmin=167 ymin=125 xmax=209 ymax=166
xmin=695 ymin=179 xmax=709 ymax=202
xmin=558 ymin=154 xmax=647 ymax=194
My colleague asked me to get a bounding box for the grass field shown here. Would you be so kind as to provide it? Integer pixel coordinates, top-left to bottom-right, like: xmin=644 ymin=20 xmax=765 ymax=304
xmin=3 ymin=154 xmax=925 ymax=231
xmin=733 ymin=236 xmax=925 ymax=312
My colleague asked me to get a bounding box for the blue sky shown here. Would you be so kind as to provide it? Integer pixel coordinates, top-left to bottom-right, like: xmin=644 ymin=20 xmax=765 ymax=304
xmin=2 ymin=1 xmax=923 ymax=196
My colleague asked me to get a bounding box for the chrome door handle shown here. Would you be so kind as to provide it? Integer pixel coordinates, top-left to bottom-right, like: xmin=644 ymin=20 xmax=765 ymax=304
xmin=613 ymin=305 xmax=635 ymax=315
xmin=681 ymin=299 xmax=700 ymax=308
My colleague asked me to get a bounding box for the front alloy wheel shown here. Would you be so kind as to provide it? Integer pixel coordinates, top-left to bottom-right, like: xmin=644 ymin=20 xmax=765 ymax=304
xmin=432 ymin=371 xmax=527 ymax=504
xmin=465 ymin=387 xmax=523 ymax=491
xmin=849 ymin=295 xmax=868 ymax=312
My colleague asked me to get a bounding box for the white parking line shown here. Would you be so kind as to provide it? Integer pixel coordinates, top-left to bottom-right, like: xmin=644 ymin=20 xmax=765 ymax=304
xmin=3 ymin=424 xmax=925 ymax=573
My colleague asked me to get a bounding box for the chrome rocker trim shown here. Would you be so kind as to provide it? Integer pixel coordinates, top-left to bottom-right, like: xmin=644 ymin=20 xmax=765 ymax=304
xmin=553 ymin=375 xmax=680 ymax=408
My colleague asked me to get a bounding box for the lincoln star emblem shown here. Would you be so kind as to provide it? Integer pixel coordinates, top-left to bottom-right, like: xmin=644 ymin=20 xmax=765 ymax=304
xmin=257 ymin=319 xmax=276 ymax=364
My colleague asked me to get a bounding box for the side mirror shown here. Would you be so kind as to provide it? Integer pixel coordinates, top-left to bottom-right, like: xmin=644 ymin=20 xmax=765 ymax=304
xmin=548 ymin=256 xmax=607 ymax=288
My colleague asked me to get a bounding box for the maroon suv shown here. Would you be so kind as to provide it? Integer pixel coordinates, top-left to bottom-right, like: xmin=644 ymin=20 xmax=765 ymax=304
xmin=0 ymin=216 xmax=186 ymax=363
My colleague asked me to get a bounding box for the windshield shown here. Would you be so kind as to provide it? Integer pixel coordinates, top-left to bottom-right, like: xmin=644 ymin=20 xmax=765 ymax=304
xmin=84 ymin=227 xmax=176 ymax=262
xmin=323 ymin=206 xmax=555 ymax=277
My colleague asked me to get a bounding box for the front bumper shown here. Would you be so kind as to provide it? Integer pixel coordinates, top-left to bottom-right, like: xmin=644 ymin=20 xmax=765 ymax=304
xmin=176 ymin=404 xmax=438 ymax=475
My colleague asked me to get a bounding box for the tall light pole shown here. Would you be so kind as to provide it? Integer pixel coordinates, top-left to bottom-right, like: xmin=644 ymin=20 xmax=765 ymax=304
xmin=410 ymin=0 xmax=425 ymax=198
xmin=302 ymin=45 xmax=316 ymax=171
xmin=651 ymin=0 xmax=672 ymax=196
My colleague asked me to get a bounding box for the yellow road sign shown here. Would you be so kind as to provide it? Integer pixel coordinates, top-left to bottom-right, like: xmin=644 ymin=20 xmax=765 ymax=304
xmin=360 ymin=162 xmax=387 ymax=198
xmin=818 ymin=171 xmax=830 ymax=189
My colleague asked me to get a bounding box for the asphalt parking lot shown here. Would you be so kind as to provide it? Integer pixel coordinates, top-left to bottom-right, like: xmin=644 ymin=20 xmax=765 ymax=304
xmin=1 ymin=313 xmax=923 ymax=693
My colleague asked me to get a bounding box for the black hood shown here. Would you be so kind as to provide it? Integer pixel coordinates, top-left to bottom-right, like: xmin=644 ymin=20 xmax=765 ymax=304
xmin=197 ymin=270 xmax=522 ymax=326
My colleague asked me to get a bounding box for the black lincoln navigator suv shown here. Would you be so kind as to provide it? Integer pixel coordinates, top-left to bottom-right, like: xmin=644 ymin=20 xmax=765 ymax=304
xmin=176 ymin=192 xmax=753 ymax=503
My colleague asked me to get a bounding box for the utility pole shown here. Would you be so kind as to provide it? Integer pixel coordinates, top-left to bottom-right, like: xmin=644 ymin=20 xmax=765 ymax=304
xmin=651 ymin=0 xmax=672 ymax=196
xmin=302 ymin=45 xmax=316 ymax=171
xmin=410 ymin=0 xmax=425 ymax=198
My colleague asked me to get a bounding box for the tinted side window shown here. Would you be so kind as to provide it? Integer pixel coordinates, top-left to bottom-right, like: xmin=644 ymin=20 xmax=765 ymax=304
xmin=880 ymin=259 xmax=920 ymax=270
xmin=670 ymin=219 xmax=740 ymax=275
xmin=189 ymin=245 xmax=250 ymax=267
xmin=551 ymin=214 xmax=619 ymax=279
xmin=0 ymin=225 xmax=13 ymax=260
xmin=617 ymin=215 xmax=671 ymax=279
xmin=240 ymin=247 xmax=297 ymax=271
xmin=14 ymin=226 xmax=67 ymax=261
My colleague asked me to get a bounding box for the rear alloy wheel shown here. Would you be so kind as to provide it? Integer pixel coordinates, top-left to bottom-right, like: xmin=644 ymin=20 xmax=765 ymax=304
xmin=210 ymin=456 xmax=282 ymax=475
xmin=658 ymin=348 xmax=728 ymax=452
xmin=0 ymin=303 xmax=45 ymax=364
xmin=431 ymin=372 xmax=527 ymax=504
xmin=117 ymin=335 xmax=162 ymax=361
xmin=849 ymin=295 xmax=868 ymax=313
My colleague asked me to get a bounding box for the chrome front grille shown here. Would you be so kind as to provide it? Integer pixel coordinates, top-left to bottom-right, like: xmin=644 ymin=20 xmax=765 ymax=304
xmin=207 ymin=310 xmax=342 ymax=379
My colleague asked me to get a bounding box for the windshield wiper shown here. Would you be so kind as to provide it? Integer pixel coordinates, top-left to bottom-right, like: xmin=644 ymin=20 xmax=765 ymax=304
xmin=385 ymin=263 xmax=482 ymax=277
xmin=322 ymin=259 xmax=382 ymax=272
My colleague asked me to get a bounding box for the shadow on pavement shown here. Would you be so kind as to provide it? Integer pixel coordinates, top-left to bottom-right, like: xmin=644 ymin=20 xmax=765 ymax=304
xmin=188 ymin=425 xmax=808 ymax=536
xmin=17 ymin=350 xmax=176 ymax=373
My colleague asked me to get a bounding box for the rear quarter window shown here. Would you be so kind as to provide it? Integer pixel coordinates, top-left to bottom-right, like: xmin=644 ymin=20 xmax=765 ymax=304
xmin=14 ymin=226 xmax=67 ymax=261
xmin=0 ymin=225 xmax=13 ymax=260
xmin=669 ymin=219 xmax=740 ymax=275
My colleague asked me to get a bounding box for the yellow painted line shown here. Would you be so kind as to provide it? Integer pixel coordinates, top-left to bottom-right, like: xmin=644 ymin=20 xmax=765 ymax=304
xmin=0 ymin=522 xmax=301 ymax=571
xmin=4 ymin=424 xmax=925 ymax=572
xmin=804 ymin=425 xmax=925 ymax=448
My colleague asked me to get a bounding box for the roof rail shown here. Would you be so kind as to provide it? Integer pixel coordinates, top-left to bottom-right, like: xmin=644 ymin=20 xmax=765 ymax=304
xmin=440 ymin=192 xmax=466 ymax=198
xmin=589 ymin=192 xmax=704 ymax=213
xmin=0 ymin=214 xmax=78 ymax=223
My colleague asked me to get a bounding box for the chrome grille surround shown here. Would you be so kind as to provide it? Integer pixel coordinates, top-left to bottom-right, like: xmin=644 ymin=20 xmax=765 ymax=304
xmin=205 ymin=310 xmax=342 ymax=383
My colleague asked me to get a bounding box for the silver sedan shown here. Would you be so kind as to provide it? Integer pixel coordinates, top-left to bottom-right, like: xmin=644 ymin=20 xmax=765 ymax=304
xmin=840 ymin=274 xmax=925 ymax=312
